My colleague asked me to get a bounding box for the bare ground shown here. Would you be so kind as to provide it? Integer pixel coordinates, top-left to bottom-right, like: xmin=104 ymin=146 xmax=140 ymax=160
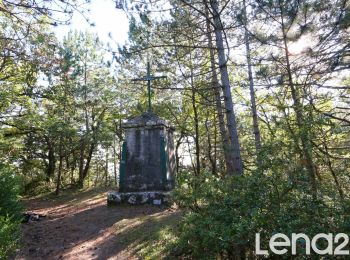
xmin=15 ymin=188 xmax=180 ymax=260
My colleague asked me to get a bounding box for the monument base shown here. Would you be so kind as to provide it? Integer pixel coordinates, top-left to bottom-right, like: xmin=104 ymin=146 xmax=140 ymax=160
xmin=107 ymin=191 xmax=171 ymax=206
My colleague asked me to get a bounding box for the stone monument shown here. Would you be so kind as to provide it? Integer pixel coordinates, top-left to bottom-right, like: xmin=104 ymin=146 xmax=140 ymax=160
xmin=107 ymin=62 xmax=175 ymax=205
xmin=119 ymin=112 xmax=175 ymax=192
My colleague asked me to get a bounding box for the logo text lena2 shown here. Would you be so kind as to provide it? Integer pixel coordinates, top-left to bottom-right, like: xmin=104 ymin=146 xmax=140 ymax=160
xmin=255 ymin=233 xmax=349 ymax=255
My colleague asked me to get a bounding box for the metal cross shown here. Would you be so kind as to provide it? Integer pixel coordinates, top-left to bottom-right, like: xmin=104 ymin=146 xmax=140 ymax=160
xmin=132 ymin=61 xmax=167 ymax=112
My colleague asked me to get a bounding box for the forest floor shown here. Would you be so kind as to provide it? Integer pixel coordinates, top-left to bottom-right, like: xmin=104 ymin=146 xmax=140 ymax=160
xmin=15 ymin=187 xmax=181 ymax=260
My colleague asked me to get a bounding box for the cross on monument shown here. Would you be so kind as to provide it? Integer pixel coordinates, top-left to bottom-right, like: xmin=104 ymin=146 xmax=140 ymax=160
xmin=132 ymin=61 xmax=167 ymax=112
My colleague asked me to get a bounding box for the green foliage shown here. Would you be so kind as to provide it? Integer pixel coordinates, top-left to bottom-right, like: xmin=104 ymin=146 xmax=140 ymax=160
xmin=172 ymin=170 xmax=349 ymax=259
xmin=0 ymin=216 xmax=21 ymax=260
xmin=0 ymin=163 xmax=22 ymax=259
xmin=23 ymin=174 xmax=52 ymax=196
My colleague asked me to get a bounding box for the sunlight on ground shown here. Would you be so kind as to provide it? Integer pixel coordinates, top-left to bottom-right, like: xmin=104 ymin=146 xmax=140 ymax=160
xmin=113 ymin=211 xmax=181 ymax=259
xmin=18 ymin=188 xmax=181 ymax=260
xmin=59 ymin=207 xmax=181 ymax=259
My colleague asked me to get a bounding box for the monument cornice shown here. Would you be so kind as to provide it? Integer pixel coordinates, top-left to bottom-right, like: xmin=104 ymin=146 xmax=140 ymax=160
xmin=122 ymin=112 xmax=175 ymax=130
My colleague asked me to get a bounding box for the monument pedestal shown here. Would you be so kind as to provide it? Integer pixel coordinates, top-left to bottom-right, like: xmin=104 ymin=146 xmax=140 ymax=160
xmin=107 ymin=191 xmax=171 ymax=206
xmin=107 ymin=112 xmax=175 ymax=205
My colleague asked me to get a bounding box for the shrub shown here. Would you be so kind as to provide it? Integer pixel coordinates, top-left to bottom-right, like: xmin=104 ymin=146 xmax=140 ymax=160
xmin=172 ymin=170 xmax=350 ymax=259
xmin=0 ymin=215 xmax=21 ymax=259
xmin=0 ymin=163 xmax=22 ymax=259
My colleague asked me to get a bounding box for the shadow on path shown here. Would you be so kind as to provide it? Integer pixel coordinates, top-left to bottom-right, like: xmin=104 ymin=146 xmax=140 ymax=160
xmin=16 ymin=189 xmax=180 ymax=260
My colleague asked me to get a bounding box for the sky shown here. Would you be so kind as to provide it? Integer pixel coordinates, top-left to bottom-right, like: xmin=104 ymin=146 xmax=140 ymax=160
xmin=54 ymin=0 xmax=130 ymax=47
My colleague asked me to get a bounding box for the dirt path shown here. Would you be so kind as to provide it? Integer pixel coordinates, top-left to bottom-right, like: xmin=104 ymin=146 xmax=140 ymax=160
xmin=16 ymin=188 xmax=180 ymax=260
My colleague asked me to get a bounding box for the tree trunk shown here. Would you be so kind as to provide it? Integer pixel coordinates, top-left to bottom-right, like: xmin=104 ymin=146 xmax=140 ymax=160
xmin=242 ymin=0 xmax=262 ymax=160
xmin=78 ymin=139 xmax=85 ymax=188
xmin=279 ymin=2 xmax=317 ymax=194
xmin=205 ymin=7 xmax=235 ymax=175
xmin=323 ymin=141 xmax=344 ymax=201
xmin=70 ymin=152 xmax=77 ymax=185
xmin=210 ymin=0 xmax=244 ymax=175
xmin=105 ymin=148 xmax=109 ymax=187
xmin=55 ymin=141 xmax=63 ymax=195
xmin=55 ymin=79 xmax=68 ymax=195
xmin=79 ymin=139 xmax=96 ymax=187
xmin=205 ymin=111 xmax=216 ymax=175
xmin=113 ymin=133 xmax=117 ymax=186
xmin=78 ymin=60 xmax=90 ymax=188
xmin=175 ymin=131 xmax=184 ymax=174
xmin=46 ymin=141 xmax=56 ymax=182
xmin=189 ymin=54 xmax=201 ymax=175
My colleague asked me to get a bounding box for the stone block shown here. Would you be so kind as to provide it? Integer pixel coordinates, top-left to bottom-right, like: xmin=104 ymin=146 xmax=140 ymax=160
xmin=107 ymin=191 xmax=171 ymax=206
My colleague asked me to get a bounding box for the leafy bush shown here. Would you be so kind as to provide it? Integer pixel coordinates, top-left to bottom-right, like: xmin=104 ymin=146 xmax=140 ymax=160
xmin=0 ymin=163 xmax=22 ymax=259
xmin=23 ymin=178 xmax=52 ymax=196
xmin=172 ymin=170 xmax=350 ymax=259
xmin=0 ymin=216 xmax=21 ymax=259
